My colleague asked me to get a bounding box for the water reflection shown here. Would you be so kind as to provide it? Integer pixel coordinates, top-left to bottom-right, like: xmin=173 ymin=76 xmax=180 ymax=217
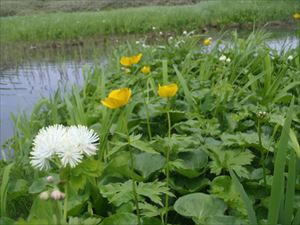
xmin=0 ymin=61 xmax=89 ymax=145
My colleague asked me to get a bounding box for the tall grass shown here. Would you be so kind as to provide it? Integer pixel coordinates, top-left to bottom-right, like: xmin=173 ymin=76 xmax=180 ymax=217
xmin=0 ymin=0 xmax=298 ymax=45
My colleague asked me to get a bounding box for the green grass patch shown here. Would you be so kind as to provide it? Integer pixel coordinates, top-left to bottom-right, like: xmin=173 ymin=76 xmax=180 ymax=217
xmin=0 ymin=0 xmax=299 ymax=45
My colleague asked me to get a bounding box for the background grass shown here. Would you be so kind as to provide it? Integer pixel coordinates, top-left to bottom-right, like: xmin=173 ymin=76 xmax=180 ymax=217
xmin=0 ymin=0 xmax=201 ymax=17
xmin=0 ymin=0 xmax=299 ymax=45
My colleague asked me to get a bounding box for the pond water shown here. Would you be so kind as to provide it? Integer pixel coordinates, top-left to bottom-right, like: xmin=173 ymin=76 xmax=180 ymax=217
xmin=0 ymin=29 xmax=298 ymax=146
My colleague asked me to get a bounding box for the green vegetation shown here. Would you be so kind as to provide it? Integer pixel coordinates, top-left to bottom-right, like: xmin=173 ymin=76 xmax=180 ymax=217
xmin=1 ymin=30 xmax=299 ymax=225
xmin=0 ymin=0 xmax=299 ymax=45
xmin=0 ymin=0 xmax=200 ymax=17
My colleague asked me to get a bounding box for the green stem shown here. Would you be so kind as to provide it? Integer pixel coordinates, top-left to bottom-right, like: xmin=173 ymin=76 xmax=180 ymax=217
xmin=125 ymin=117 xmax=141 ymax=225
xmin=164 ymin=105 xmax=171 ymax=225
xmin=53 ymin=201 xmax=61 ymax=225
xmin=257 ymin=121 xmax=267 ymax=186
xmin=63 ymin=180 xmax=69 ymax=223
xmin=142 ymin=85 xmax=152 ymax=140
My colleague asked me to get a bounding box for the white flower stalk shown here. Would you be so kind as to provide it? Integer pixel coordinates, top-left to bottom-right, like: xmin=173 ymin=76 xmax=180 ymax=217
xmin=287 ymin=55 xmax=293 ymax=61
xmin=30 ymin=125 xmax=67 ymax=170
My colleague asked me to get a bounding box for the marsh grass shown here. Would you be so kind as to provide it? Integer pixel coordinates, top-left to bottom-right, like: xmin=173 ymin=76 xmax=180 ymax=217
xmin=1 ymin=30 xmax=299 ymax=224
xmin=0 ymin=0 xmax=299 ymax=45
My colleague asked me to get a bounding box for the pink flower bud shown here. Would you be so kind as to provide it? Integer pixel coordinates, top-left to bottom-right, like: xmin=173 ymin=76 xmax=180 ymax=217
xmin=50 ymin=190 xmax=65 ymax=200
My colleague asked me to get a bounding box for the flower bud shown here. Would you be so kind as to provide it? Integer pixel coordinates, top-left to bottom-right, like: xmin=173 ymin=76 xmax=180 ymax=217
xmin=50 ymin=190 xmax=65 ymax=200
xmin=39 ymin=191 xmax=49 ymax=200
xmin=46 ymin=176 xmax=54 ymax=183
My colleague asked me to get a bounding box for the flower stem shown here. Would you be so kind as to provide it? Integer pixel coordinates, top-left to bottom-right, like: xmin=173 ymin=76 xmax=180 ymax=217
xmin=164 ymin=104 xmax=171 ymax=225
xmin=53 ymin=201 xmax=61 ymax=225
xmin=63 ymin=180 xmax=69 ymax=223
xmin=257 ymin=120 xmax=267 ymax=186
xmin=142 ymin=84 xmax=152 ymax=140
xmin=125 ymin=117 xmax=141 ymax=225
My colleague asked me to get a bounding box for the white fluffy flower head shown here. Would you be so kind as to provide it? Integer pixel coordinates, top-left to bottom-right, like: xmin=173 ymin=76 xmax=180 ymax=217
xmin=30 ymin=124 xmax=99 ymax=170
xmin=30 ymin=124 xmax=67 ymax=170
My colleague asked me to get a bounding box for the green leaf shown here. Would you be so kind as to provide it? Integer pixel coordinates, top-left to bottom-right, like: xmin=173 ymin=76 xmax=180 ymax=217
xmin=28 ymin=178 xmax=47 ymax=194
xmin=73 ymin=158 xmax=104 ymax=177
xmin=283 ymin=149 xmax=297 ymax=225
xmin=170 ymin=175 xmax=210 ymax=194
xmin=210 ymin=175 xmax=247 ymax=217
xmin=174 ymin=193 xmax=227 ymax=224
xmin=229 ymin=170 xmax=257 ymax=225
xmin=100 ymin=213 xmax=137 ymax=225
xmin=133 ymin=152 xmax=165 ymax=179
xmin=0 ymin=163 xmax=14 ymax=217
xmin=268 ymin=98 xmax=294 ymax=224
xmin=142 ymin=217 xmax=163 ymax=225
xmin=8 ymin=179 xmax=28 ymax=200
xmin=176 ymin=149 xmax=208 ymax=178
xmin=208 ymin=148 xmax=254 ymax=177
xmin=28 ymin=197 xmax=63 ymax=224
xmin=130 ymin=139 xmax=158 ymax=154
xmin=289 ymin=129 xmax=300 ymax=159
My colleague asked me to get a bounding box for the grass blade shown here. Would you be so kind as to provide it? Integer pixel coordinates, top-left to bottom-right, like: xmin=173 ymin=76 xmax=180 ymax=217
xmin=162 ymin=59 xmax=168 ymax=84
xmin=283 ymin=150 xmax=297 ymax=225
xmin=267 ymin=98 xmax=294 ymax=224
xmin=173 ymin=65 xmax=196 ymax=110
xmin=229 ymin=169 xmax=257 ymax=225
xmin=1 ymin=163 xmax=14 ymax=217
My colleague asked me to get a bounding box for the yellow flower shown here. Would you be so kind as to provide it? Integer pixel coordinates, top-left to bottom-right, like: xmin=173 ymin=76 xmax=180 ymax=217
xmin=203 ymin=37 xmax=212 ymax=46
xmin=120 ymin=53 xmax=143 ymax=67
xmin=293 ymin=12 xmax=300 ymax=20
xmin=101 ymin=88 xmax=132 ymax=109
xmin=120 ymin=57 xmax=132 ymax=67
xmin=158 ymin=83 xmax=178 ymax=98
xmin=130 ymin=53 xmax=143 ymax=64
xmin=141 ymin=66 xmax=151 ymax=75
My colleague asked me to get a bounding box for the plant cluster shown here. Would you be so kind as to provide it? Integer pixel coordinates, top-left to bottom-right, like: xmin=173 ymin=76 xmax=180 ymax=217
xmin=1 ymin=30 xmax=300 ymax=225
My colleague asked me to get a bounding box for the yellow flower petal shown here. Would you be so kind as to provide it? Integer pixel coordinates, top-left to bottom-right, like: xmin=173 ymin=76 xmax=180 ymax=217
xmin=120 ymin=57 xmax=132 ymax=67
xmin=158 ymin=83 xmax=178 ymax=98
xmin=102 ymin=88 xmax=132 ymax=109
xmin=293 ymin=12 xmax=300 ymax=20
xmin=203 ymin=37 xmax=212 ymax=46
xmin=130 ymin=53 xmax=143 ymax=64
xmin=141 ymin=66 xmax=151 ymax=75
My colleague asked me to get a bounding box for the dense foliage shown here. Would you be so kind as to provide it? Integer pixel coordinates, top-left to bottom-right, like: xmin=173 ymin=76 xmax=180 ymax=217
xmin=1 ymin=31 xmax=300 ymax=225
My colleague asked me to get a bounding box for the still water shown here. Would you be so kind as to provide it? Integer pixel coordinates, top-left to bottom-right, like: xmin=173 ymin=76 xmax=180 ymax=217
xmin=0 ymin=31 xmax=298 ymax=146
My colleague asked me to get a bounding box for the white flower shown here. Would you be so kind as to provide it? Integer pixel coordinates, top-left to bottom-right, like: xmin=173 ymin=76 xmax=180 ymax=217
xmin=219 ymin=55 xmax=227 ymax=62
xmin=135 ymin=41 xmax=140 ymax=44
xmin=287 ymin=55 xmax=293 ymax=61
xmin=152 ymin=26 xmax=156 ymax=30
xmin=65 ymin=125 xmax=99 ymax=156
xmin=226 ymin=57 xmax=231 ymax=63
xmin=30 ymin=125 xmax=67 ymax=170
xmin=182 ymin=30 xmax=188 ymax=35
xmin=30 ymin=124 xmax=99 ymax=169
xmin=168 ymin=36 xmax=173 ymax=41
xmin=159 ymin=31 xmax=163 ymax=36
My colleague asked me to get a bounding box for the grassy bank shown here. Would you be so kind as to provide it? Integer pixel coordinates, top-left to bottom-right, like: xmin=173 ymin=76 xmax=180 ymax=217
xmin=0 ymin=0 xmax=200 ymax=17
xmin=1 ymin=0 xmax=299 ymax=45
xmin=1 ymin=30 xmax=299 ymax=225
